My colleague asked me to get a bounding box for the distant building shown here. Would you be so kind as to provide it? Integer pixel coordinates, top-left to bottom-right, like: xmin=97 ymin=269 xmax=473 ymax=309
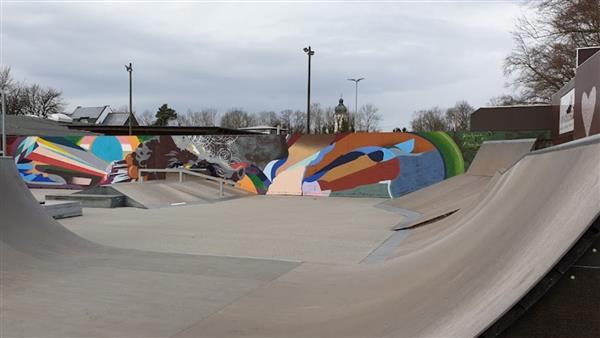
xmin=238 ymin=125 xmax=287 ymax=135
xmin=47 ymin=113 xmax=73 ymax=123
xmin=470 ymin=105 xmax=554 ymax=132
xmin=68 ymin=105 xmax=138 ymax=126
xmin=334 ymin=97 xmax=349 ymax=133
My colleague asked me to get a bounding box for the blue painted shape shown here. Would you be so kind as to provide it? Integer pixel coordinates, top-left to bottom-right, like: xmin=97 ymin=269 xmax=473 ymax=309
xmin=262 ymin=160 xmax=277 ymax=182
xmin=268 ymin=157 xmax=287 ymax=180
xmin=308 ymin=144 xmax=335 ymax=167
xmin=303 ymin=151 xmax=365 ymax=182
xmin=23 ymin=174 xmax=38 ymax=181
xmin=90 ymin=137 xmax=123 ymax=163
xmin=353 ymin=146 xmax=396 ymax=161
xmin=16 ymin=162 xmax=34 ymax=170
xmin=304 ymin=146 xmax=398 ymax=183
xmin=367 ymin=150 xmax=384 ymax=162
xmin=394 ymin=139 xmax=415 ymax=154
xmin=388 ymin=150 xmax=445 ymax=198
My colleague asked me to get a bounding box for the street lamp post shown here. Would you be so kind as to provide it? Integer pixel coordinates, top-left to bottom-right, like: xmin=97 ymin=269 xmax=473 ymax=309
xmin=125 ymin=62 xmax=133 ymax=135
xmin=303 ymin=46 xmax=315 ymax=134
xmin=1 ymin=90 xmax=6 ymax=156
xmin=347 ymin=78 xmax=364 ymax=126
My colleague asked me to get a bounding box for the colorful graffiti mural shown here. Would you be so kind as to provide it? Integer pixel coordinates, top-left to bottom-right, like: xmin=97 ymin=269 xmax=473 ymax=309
xmin=243 ymin=132 xmax=464 ymax=198
xmin=7 ymin=132 xmax=463 ymax=198
xmin=7 ymin=135 xmax=286 ymax=189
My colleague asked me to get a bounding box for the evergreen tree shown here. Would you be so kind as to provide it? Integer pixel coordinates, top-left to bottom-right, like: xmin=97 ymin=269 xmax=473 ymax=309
xmin=153 ymin=104 xmax=177 ymax=126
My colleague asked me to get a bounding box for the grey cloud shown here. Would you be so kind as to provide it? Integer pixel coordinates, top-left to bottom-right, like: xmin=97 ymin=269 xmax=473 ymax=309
xmin=4 ymin=2 xmax=522 ymax=129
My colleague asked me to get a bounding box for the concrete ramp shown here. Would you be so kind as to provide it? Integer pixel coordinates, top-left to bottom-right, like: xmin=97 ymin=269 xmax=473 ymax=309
xmin=385 ymin=138 xmax=536 ymax=229
xmin=175 ymin=136 xmax=600 ymax=337
xmin=1 ymin=135 xmax=598 ymax=337
xmin=111 ymin=179 xmax=249 ymax=208
xmin=467 ymin=138 xmax=536 ymax=176
xmin=0 ymin=157 xmax=299 ymax=337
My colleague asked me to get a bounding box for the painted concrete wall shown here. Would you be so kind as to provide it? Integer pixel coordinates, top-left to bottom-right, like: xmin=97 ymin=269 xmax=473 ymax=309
xmin=7 ymin=132 xmax=464 ymax=198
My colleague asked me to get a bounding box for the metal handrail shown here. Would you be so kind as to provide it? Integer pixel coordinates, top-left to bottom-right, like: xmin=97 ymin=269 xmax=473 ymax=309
xmin=137 ymin=168 xmax=235 ymax=197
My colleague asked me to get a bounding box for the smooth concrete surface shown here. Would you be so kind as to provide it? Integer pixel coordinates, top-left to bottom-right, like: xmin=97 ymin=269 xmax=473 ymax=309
xmin=385 ymin=139 xmax=535 ymax=229
xmin=174 ymin=136 xmax=600 ymax=338
xmin=112 ymin=179 xmax=248 ymax=209
xmin=59 ymin=196 xmax=401 ymax=264
xmin=42 ymin=200 xmax=82 ymax=219
xmin=46 ymin=193 xmax=125 ymax=208
xmin=0 ymin=158 xmax=299 ymax=338
xmin=466 ymin=138 xmax=536 ymax=176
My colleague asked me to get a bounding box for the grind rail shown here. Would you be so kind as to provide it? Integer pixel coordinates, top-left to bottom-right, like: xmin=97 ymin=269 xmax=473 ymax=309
xmin=137 ymin=168 xmax=236 ymax=197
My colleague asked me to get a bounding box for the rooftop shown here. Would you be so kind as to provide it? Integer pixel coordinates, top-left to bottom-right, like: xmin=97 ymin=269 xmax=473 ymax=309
xmin=0 ymin=115 xmax=96 ymax=136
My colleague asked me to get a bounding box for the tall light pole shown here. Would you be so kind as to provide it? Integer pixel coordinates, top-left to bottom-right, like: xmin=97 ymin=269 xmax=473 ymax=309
xmin=303 ymin=46 xmax=315 ymax=134
xmin=125 ymin=62 xmax=133 ymax=135
xmin=347 ymin=78 xmax=364 ymax=122
xmin=1 ymin=89 xmax=6 ymax=156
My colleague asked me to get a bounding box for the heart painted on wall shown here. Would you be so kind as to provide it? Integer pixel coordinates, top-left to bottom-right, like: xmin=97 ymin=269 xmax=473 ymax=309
xmin=581 ymin=86 xmax=597 ymax=136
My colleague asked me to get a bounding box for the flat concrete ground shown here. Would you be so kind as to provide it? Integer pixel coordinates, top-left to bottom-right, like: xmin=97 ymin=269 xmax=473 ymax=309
xmin=59 ymin=195 xmax=402 ymax=264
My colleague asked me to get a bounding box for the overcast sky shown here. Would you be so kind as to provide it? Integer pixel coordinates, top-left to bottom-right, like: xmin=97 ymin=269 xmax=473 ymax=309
xmin=2 ymin=0 xmax=527 ymax=130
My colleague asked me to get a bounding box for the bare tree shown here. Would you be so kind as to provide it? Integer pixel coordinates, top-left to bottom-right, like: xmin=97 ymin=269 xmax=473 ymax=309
xmin=410 ymin=107 xmax=448 ymax=132
xmin=322 ymin=106 xmax=335 ymax=133
xmin=0 ymin=67 xmax=65 ymax=117
xmin=175 ymin=110 xmax=191 ymax=126
xmin=445 ymin=100 xmax=473 ymax=132
xmin=136 ymin=109 xmax=155 ymax=126
xmin=355 ymin=103 xmax=382 ymax=132
xmin=0 ymin=67 xmax=14 ymax=91
xmin=220 ymin=108 xmax=255 ymax=128
xmin=278 ymin=109 xmax=294 ymax=131
xmin=504 ymin=0 xmax=600 ymax=103
xmin=182 ymin=108 xmax=218 ymax=126
xmin=310 ymin=103 xmax=324 ymax=133
xmin=487 ymin=95 xmax=528 ymax=106
xmin=256 ymin=110 xmax=280 ymax=127
xmin=19 ymin=84 xmax=65 ymax=117
xmin=291 ymin=110 xmax=306 ymax=133
xmin=198 ymin=108 xmax=218 ymax=126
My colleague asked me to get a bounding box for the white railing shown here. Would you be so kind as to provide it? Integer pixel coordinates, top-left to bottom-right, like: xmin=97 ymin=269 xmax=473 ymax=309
xmin=137 ymin=168 xmax=235 ymax=197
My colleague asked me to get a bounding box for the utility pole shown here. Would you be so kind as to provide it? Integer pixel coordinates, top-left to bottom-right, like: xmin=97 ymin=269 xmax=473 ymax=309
xmin=125 ymin=62 xmax=133 ymax=135
xmin=1 ymin=90 xmax=6 ymax=156
xmin=347 ymin=78 xmax=364 ymax=128
xmin=303 ymin=46 xmax=315 ymax=134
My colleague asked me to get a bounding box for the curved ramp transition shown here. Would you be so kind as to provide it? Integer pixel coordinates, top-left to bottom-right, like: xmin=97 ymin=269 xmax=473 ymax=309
xmin=176 ymin=136 xmax=599 ymax=337
xmin=385 ymin=138 xmax=536 ymax=229
xmin=0 ymin=157 xmax=298 ymax=337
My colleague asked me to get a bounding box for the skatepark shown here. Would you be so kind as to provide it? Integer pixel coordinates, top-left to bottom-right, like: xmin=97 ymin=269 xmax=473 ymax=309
xmin=1 ymin=39 xmax=600 ymax=338
xmin=1 ymin=128 xmax=599 ymax=337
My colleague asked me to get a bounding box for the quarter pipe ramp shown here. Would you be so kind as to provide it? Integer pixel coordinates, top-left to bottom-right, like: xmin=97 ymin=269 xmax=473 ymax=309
xmin=176 ymin=136 xmax=600 ymax=337
xmin=385 ymin=139 xmax=536 ymax=229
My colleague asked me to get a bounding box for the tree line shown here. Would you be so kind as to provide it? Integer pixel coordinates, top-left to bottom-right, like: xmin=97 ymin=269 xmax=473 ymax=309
xmin=0 ymin=67 xmax=65 ymax=117
xmin=409 ymin=100 xmax=474 ymax=132
xmin=138 ymin=102 xmax=382 ymax=133
xmin=409 ymin=0 xmax=600 ymax=131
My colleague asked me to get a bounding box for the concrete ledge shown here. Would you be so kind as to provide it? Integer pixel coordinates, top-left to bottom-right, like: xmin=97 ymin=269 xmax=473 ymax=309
xmin=46 ymin=194 xmax=125 ymax=208
xmin=42 ymin=200 xmax=83 ymax=219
